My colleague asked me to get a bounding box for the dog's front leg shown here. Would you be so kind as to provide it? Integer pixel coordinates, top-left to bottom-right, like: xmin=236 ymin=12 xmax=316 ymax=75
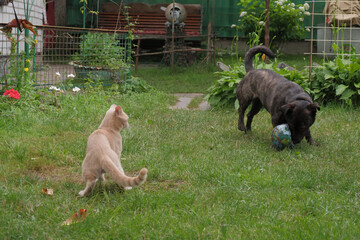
xmin=305 ymin=130 xmax=318 ymax=146
xmin=238 ymin=107 xmax=246 ymax=132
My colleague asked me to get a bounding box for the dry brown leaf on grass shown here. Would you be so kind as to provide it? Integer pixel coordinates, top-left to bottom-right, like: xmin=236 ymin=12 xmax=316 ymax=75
xmin=41 ymin=188 xmax=54 ymax=196
xmin=61 ymin=209 xmax=87 ymax=226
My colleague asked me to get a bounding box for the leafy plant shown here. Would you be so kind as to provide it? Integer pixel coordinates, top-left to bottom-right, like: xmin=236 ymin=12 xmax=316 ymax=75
xmin=0 ymin=23 xmax=38 ymax=99
xmin=237 ymin=0 xmax=309 ymax=42
xmin=117 ymin=76 xmax=154 ymax=94
xmin=205 ymin=59 xmax=309 ymax=108
xmin=205 ymin=61 xmax=246 ymax=107
xmin=73 ymin=32 xmax=129 ymax=70
xmin=309 ymin=44 xmax=360 ymax=106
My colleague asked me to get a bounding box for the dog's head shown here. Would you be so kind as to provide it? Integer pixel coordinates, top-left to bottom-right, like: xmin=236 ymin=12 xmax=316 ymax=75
xmin=280 ymin=101 xmax=320 ymax=144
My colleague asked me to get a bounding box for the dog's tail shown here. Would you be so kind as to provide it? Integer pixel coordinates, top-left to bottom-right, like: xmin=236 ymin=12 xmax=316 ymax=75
xmin=244 ymin=46 xmax=276 ymax=73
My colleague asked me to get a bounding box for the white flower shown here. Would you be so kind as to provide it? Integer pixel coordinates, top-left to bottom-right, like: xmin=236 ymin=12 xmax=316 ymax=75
xmin=299 ymin=18 xmax=304 ymax=21
xmin=67 ymin=73 xmax=75 ymax=78
xmin=56 ymin=72 xmax=61 ymax=77
xmin=72 ymin=87 xmax=81 ymax=92
xmin=290 ymin=3 xmax=295 ymax=7
xmin=49 ymin=86 xmax=61 ymax=91
xmin=306 ymin=27 xmax=311 ymax=32
xmin=259 ymin=21 xmax=265 ymax=26
xmin=240 ymin=11 xmax=247 ymax=17
xmin=299 ymin=6 xmax=305 ymax=11
xmin=304 ymin=3 xmax=310 ymax=10
xmin=231 ymin=24 xmax=236 ymax=28
xmin=304 ymin=11 xmax=311 ymax=16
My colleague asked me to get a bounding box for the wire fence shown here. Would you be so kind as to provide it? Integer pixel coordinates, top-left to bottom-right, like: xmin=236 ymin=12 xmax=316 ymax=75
xmin=0 ymin=25 xmax=131 ymax=89
xmin=306 ymin=0 xmax=360 ymax=59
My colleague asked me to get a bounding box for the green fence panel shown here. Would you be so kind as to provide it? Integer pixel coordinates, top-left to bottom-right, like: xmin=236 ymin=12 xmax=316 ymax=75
xmin=65 ymin=0 xmax=326 ymax=39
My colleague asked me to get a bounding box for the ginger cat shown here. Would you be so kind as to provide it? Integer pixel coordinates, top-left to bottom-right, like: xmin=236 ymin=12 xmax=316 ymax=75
xmin=79 ymin=104 xmax=148 ymax=197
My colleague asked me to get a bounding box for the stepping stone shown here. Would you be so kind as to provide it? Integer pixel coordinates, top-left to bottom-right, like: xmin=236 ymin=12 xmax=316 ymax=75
xmin=169 ymin=93 xmax=210 ymax=110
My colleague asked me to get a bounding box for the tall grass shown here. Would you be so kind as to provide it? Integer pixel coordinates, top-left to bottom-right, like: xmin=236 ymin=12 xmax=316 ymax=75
xmin=0 ymin=87 xmax=359 ymax=238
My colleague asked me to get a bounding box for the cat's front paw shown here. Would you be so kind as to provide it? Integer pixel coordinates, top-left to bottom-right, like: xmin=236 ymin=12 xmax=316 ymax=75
xmin=78 ymin=190 xmax=86 ymax=197
xmin=124 ymin=187 xmax=133 ymax=190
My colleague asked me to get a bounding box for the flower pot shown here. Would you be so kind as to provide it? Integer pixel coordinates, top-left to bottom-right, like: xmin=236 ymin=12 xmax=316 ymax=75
xmin=69 ymin=61 xmax=129 ymax=85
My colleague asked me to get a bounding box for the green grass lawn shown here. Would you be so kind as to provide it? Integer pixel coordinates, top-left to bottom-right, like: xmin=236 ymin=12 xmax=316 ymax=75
xmin=132 ymin=53 xmax=323 ymax=94
xmin=1 ymin=86 xmax=359 ymax=238
xmin=132 ymin=63 xmax=219 ymax=93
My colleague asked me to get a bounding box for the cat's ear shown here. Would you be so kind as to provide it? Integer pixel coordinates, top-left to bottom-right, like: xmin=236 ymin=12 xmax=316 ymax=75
xmin=115 ymin=106 xmax=123 ymax=114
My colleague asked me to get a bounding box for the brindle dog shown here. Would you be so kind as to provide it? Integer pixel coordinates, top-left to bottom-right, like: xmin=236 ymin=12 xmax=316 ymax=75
xmin=236 ymin=46 xmax=320 ymax=145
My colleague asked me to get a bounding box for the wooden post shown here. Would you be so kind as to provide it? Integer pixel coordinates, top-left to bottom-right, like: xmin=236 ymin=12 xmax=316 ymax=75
xmin=308 ymin=0 xmax=315 ymax=81
xmin=135 ymin=38 xmax=141 ymax=71
xmin=171 ymin=0 xmax=175 ymax=70
xmin=264 ymin=0 xmax=270 ymax=63
xmin=207 ymin=22 xmax=212 ymax=64
xmin=265 ymin=0 xmax=270 ymax=48
xmin=212 ymin=27 xmax=215 ymax=64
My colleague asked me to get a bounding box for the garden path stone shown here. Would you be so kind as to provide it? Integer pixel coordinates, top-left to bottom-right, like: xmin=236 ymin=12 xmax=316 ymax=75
xmin=169 ymin=93 xmax=210 ymax=110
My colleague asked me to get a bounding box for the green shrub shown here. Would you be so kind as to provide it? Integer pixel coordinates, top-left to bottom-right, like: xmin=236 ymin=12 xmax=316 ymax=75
xmin=309 ymin=44 xmax=360 ymax=106
xmin=205 ymin=59 xmax=309 ymax=108
xmin=118 ymin=76 xmax=154 ymax=94
xmin=73 ymin=32 xmax=129 ymax=70
xmin=205 ymin=61 xmax=246 ymax=108
xmin=237 ymin=0 xmax=308 ymax=42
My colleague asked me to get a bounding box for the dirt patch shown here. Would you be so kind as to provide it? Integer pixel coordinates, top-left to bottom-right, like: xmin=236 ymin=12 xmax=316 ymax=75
xmin=26 ymin=166 xmax=82 ymax=184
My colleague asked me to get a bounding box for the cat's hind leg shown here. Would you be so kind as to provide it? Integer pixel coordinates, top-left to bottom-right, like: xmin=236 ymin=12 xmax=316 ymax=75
xmin=100 ymin=173 xmax=106 ymax=182
xmin=79 ymin=177 xmax=97 ymax=197
xmin=106 ymin=151 xmax=132 ymax=190
xmin=115 ymin=163 xmax=132 ymax=190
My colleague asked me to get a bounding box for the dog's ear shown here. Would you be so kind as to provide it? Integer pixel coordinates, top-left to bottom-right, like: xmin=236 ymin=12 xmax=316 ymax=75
xmin=280 ymin=103 xmax=295 ymax=116
xmin=308 ymin=102 xmax=320 ymax=112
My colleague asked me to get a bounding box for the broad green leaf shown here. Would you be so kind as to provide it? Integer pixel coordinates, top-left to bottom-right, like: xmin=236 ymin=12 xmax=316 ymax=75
xmin=234 ymin=99 xmax=239 ymax=109
xmin=332 ymin=43 xmax=339 ymax=52
xmin=323 ymin=69 xmax=335 ymax=80
xmin=335 ymin=84 xmax=348 ymax=96
xmin=339 ymin=72 xmax=348 ymax=80
xmin=339 ymin=88 xmax=355 ymax=100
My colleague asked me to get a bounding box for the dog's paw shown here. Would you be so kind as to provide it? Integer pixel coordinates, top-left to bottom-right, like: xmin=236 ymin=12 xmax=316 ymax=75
xmin=78 ymin=190 xmax=86 ymax=197
xmin=311 ymin=141 xmax=320 ymax=146
xmin=238 ymin=125 xmax=246 ymax=131
xmin=307 ymin=138 xmax=319 ymax=146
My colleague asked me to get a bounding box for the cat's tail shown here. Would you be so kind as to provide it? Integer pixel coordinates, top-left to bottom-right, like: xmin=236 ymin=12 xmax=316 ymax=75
xmin=102 ymin=156 xmax=148 ymax=188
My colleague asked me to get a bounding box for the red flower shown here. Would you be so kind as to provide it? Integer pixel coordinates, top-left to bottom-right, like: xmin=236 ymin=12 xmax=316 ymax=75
xmin=3 ymin=89 xmax=21 ymax=100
